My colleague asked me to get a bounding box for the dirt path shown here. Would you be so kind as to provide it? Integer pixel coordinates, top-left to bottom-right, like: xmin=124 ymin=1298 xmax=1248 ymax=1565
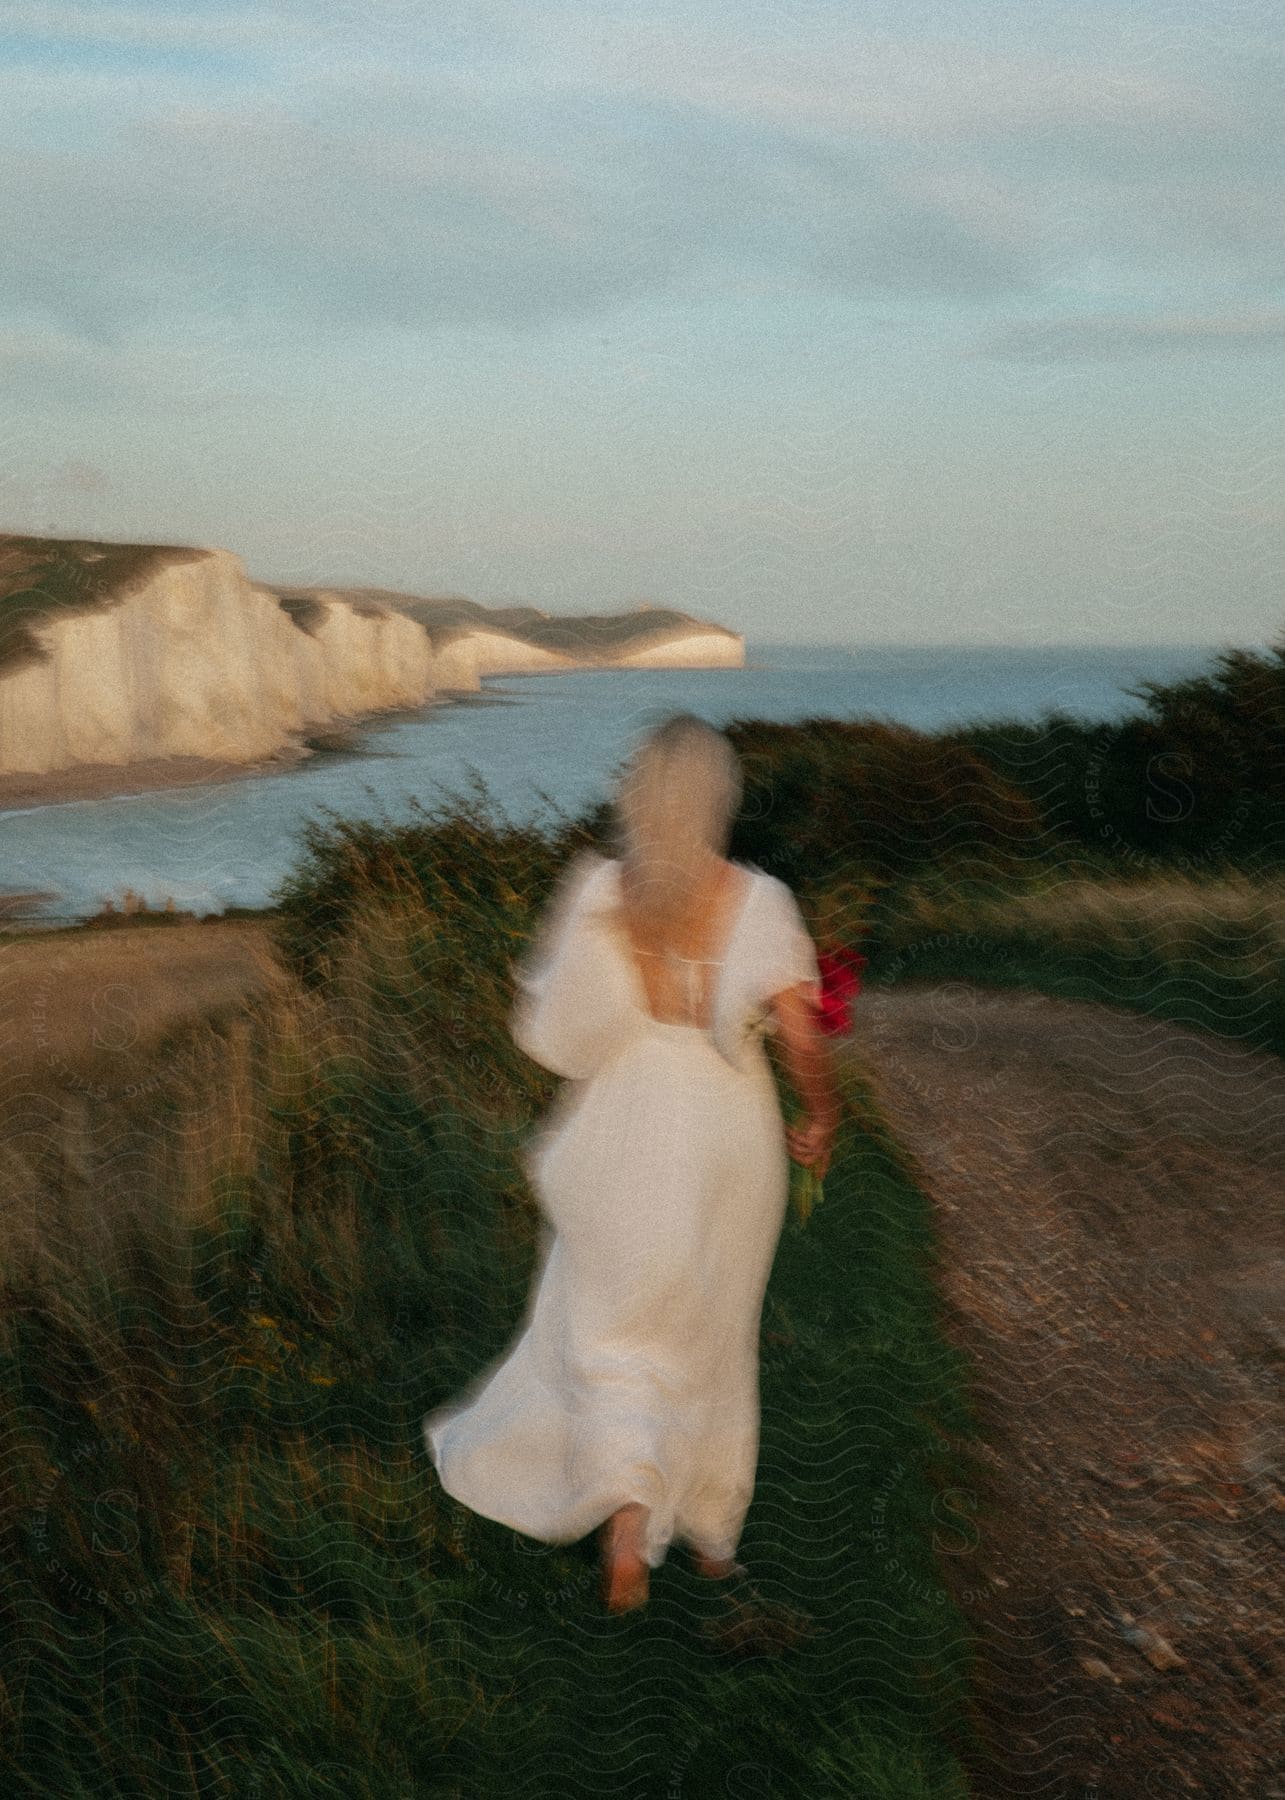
xmin=846 ymin=982 xmax=1285 ymax=1799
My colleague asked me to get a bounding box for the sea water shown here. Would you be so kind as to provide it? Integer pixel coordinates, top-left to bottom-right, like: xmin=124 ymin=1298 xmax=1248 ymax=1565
xmin=0 ymin=641 xmax=1233 ymax=920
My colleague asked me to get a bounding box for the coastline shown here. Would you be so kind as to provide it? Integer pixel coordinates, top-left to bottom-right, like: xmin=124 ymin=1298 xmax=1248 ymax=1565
xmin=0 ymin=657 xmax=740 ymax=816
xmin=0 ymin=747 xmax=314 ymax=814
xmin=0 ymin=659 xmax=741 ymax=922
xmin=0 ymin=695 xmax=471 ymax=816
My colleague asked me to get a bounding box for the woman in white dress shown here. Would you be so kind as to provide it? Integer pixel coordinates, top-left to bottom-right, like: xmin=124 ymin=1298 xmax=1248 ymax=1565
xmin=423 ymin=713 xmax=841 ymax=1614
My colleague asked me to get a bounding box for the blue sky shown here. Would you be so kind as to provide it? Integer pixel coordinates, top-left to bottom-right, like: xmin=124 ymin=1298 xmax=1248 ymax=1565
xmin=1 ymin=1 xmax=1281 ymax=645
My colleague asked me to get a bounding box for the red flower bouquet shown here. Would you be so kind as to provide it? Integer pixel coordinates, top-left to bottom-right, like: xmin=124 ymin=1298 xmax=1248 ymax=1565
xmin=815 ymin=948 xmax=867 ymax=1037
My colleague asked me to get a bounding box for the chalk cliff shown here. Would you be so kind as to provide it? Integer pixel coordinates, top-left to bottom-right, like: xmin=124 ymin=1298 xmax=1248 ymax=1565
xmin=613 ymin=630 xmax=750 ymax=669
xmin=0 ymin=534 xmax=744 ymax=783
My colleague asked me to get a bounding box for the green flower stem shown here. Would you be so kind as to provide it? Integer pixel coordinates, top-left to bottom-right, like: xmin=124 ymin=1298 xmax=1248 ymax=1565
xmin=791 ymin=1162 xmax=825 ymax=1227
xmin=784 ymin=1099 xmax=826 ymax=1227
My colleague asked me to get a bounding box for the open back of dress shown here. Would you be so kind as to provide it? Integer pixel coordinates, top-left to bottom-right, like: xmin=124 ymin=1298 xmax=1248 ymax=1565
xmin=620 ymin=859 xmax=758 ymax=1030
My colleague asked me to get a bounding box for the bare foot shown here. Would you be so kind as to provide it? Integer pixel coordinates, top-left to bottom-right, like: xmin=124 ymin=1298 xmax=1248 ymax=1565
xmin=600 ymin=1503 xmax=650 ymax=1613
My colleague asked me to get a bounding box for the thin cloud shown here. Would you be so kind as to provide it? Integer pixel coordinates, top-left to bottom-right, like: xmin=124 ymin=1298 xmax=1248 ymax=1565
xmin=0 ymin=10 xmax=1280 ymax=339
xmin=0 ymin=85 xmax=1049 ymax=341
xmin=0 ymin=322 xmax=268 ymax=409
xmin=0 ymin=3 xmax=302 ymax=54
xmin=976 ymin=308 xmax=1285 ymax=361
xmin=571 ymin=25 xmax=1226 ymax=146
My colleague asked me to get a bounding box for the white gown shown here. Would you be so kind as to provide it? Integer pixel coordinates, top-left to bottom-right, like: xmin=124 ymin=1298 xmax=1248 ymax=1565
xmin=422 ymin=849 xmax=823 ymax=1571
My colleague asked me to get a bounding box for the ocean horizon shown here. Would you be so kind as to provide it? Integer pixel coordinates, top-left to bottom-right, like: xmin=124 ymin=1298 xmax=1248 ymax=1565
xmin=0 ymin=639 xmax=1239 ymax=921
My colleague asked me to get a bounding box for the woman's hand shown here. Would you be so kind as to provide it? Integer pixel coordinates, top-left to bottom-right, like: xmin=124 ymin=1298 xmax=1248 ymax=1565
xmin=772 ymin=981 xmax=841 ymax=1182
xmin=785 ymin=1109 xmax=838 ymax=1179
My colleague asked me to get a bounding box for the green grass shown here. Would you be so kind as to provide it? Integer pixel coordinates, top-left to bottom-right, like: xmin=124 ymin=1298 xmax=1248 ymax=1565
xmin=0 ymin=801 xmax=981 ymax=1798
xmin=867 ymin=868 xmax=1285 ymax=1057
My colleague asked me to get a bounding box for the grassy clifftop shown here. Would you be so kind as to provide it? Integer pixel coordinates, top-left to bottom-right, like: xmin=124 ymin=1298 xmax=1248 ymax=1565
xmin=0 ymin=533 xmax=211 ymax=671
xmin=0 ymin=784 xmax=978 ymax=1797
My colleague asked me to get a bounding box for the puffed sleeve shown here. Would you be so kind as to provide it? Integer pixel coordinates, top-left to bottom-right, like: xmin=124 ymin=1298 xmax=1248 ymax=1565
xmin=509 ymin=850 xmax=635 ymax=1078
xmin=752 ymin=875 xmax=824 ymax=1022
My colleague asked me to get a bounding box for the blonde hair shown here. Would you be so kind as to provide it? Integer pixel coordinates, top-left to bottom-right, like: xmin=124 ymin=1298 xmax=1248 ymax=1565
xmin=604 ymin=711 xmax=743 ymax=946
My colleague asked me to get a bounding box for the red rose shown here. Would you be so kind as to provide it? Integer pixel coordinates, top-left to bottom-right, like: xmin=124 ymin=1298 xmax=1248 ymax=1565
xmin=816 ymin=949 xmax=866 ymax=1037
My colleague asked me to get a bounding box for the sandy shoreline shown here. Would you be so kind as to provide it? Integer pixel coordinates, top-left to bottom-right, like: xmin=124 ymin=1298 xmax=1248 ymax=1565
xmin=0 ymin=747 xmax=314 ymax=813
xmin=0 ymin=692 xmax=509 ymax=815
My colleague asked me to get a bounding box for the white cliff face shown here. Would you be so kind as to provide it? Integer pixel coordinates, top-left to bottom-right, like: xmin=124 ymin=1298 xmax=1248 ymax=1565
xmin=0 ymin=541 xmax=747 ymax=782
xmin=426 ymin=628 xmax=579 ymax=690
xmin=280 ymin=590 xmax=437 ymax=721
xmin=426 ymin=625 xmax=743 ymax=688
xmin=613 ymin=630 xmax=744 ymax=669
xmin=0 ymin=549 xmax=438 ymax=776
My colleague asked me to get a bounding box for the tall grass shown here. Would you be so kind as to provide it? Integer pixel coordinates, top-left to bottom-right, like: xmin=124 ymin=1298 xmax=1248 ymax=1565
xmin=1 ymin=792 xmax=980 ymax=1797
xmin=868 ymin=870 xmax=1285 ymax=1055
